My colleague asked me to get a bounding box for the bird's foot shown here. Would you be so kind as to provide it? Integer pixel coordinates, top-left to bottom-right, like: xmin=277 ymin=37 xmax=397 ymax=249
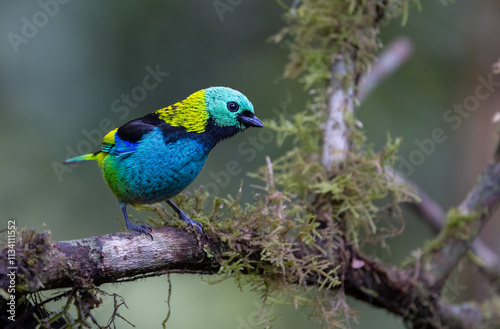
xmin=126 ymin=223 xmax=153 ymax=240
xmin=120 ymin=202 xmax=153 ymax=240
xmin=178 ymin=213 xmax=203 ymax=234
xmin=166 ymin=200 xmax=203 ymax=234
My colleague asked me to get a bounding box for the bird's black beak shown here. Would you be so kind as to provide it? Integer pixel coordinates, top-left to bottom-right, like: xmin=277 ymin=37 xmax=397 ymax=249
xmin=238 ymin=111 xmax=264 ymax=128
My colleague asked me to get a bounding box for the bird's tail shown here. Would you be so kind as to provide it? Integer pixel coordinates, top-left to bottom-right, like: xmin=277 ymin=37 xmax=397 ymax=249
xmin=64 ymin=152 xmax=100 ymax=164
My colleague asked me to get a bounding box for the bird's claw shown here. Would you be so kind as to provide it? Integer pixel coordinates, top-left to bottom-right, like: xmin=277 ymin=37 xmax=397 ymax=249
xmin=180 ymin=215 xmax=203 ymax=234
xmin=127 ymin=224 xmax=153 ymax=240
xmin=190 ymin=220 xmax=203 ymax=234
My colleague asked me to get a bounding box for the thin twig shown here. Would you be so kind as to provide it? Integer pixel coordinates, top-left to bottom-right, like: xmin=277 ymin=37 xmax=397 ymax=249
xmin=422 ymin=159 xmax=500 ymax=290
xmin=358 ymin=36 xmax=414 ymax=102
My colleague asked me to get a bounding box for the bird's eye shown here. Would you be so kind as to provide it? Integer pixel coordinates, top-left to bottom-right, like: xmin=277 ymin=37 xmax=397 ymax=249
xmin=227 ymin=101 xmax=239 ymax=112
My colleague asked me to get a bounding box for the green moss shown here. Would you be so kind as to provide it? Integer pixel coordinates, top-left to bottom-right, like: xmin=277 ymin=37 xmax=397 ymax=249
xmin=416 ymin=208 xmax=480 ymax=266
xmin=271 ymin=0 xmax=422 ymax=91
xmin=168 ymin=64 xmax=415 ymax=329
xmin=203 ymin=244 xmax=215 ymax=259
xmin=445 ymin=208 xmax=477 ymax=230
xmin=421 ymin=237 xmax=444 ymax=257
xmin=443 ymin=208 xmax=480 ymax=239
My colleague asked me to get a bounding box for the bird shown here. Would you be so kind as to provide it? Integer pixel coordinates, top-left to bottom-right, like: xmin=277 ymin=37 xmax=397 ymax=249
xmin=64 ymin=86 xmax=263 ymax=239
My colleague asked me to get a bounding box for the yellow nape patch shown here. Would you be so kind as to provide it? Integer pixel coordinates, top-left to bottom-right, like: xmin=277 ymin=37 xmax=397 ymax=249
xmin=155 ymin=89 xmax=208 ymax=133
xmin=103 ymin=128 xmax=118 ymax=145
xmin=96 ymin=151 xmax=107 ymax=167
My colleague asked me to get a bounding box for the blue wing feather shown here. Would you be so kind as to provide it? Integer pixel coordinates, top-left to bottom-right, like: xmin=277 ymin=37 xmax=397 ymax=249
xmin=113 ymin=135 xmax=139 ymax=156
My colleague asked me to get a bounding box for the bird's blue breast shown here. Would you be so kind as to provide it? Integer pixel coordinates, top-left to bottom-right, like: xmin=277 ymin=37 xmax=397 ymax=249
xmin=100 ymin=128 xmax=210 ymax=204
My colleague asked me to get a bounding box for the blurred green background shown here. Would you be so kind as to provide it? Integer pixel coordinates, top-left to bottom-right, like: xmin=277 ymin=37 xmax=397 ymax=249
xmin=2 ymin=1 xmax=500 ymax=328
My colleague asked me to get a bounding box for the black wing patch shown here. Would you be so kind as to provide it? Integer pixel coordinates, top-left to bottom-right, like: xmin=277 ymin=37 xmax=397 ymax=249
xmin=116 ymin=112 xmax=208 ymax=151
xmin=116 ymin=113 xmax=163 ymax=143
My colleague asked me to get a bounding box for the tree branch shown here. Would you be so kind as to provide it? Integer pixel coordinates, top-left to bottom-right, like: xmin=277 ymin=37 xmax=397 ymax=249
xmin=420 ymin=159 xmax=500 ymax=291
xmin=3 ymin=202 xmax=500 ymax=329
xmin=403 ymin=175 xmax=500 ymax=291
xmin=322 ymin=58 xmax=354 ymax=169
xmin=0 ymin=226 xmax=454 ymax=328
xmin=322 ymin=36 xmax=413 ymax=170
xmin=358 ymin=36 xmax=414 ymax=102
xmin=2 ymin=227 xmax=221 ymax=293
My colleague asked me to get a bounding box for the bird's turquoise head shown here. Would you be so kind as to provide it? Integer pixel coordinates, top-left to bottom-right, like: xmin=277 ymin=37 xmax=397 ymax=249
xmin=204 ymin=86 xmax=263 ymax=130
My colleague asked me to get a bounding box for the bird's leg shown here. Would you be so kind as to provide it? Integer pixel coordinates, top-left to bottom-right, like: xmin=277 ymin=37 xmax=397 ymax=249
xmin=166 ymin=200 xmax=203 ymax=233
xmin=120 ymin=202 xmax=153 ymax=240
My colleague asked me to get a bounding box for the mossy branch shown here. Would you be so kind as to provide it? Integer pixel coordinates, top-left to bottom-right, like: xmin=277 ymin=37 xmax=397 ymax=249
xmin=0 ymin=228 xmax=221 ymax=294
xmin=322 ymin=58 xmax=354 ymax=169
xmin=402 ymin=172 xmax=500 ymax=293
xmin=4 ymin=145 xmax=500 ymax=329
xmin=0 ymin=225 xmax=484 ymax=328
xmin=420 ymin=158 xmax=500 ymax=291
